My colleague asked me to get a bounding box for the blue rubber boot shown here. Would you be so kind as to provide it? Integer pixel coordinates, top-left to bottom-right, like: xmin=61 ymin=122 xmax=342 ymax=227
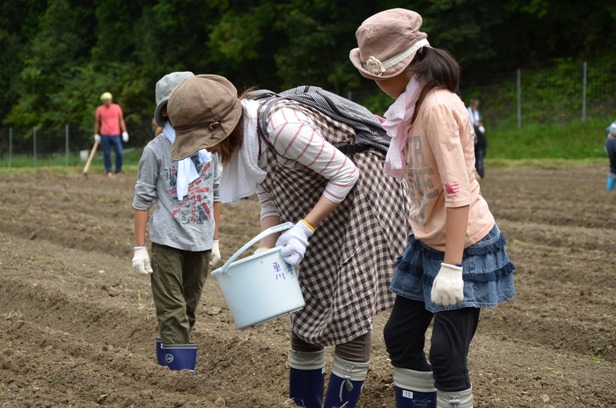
xmin=162 ymin=343 xmax=197 ymax=372
xmin=607 ymin=176 xmax=616 ymax=191
xmin=289 ymin=350 xmax=325 ymax=408
xmin=323 ymin=356 xmax=369 ymax=408
xmin=393 ymin=367 xmax=436 ymax=408
xmin=155 ymin=337 xmax=165 ymax=366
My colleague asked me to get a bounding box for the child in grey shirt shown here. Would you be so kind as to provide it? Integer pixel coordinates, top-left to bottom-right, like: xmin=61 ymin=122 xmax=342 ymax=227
xmin=132 ymin=71 xmax=221 ymax=372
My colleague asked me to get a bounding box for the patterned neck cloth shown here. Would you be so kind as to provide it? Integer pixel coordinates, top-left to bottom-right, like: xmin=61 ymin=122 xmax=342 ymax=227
xmin=163 ymin=122 xmax=210 ymax=201
xmin=381 ymin=77 xmax=424 ymax=180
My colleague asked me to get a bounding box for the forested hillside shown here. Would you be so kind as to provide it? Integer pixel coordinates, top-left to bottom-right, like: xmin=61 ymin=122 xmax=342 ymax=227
xmin=1 ymin=0 xmax=614 ymax=133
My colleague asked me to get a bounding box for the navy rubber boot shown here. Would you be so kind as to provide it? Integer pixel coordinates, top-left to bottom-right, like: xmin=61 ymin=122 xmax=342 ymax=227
xmin=289 ymin=349 xmax=325 ymax=407
xmin=323 ymin=356 xmax=369 ymax=408
xmin=155 ymin=337 xmax=165 ymax=366
xmin=162 ymin=343 xmax=197 ymax=372
xmin=290 ymin=367 xmax=325 ymax=407
xmin=323 ymin=373 xmax=364 ymax=408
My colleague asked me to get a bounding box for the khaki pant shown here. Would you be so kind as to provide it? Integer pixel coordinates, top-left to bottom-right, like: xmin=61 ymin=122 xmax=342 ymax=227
xmin=291 ymin=332 xmax=372 ymax=363
xmin=151 ymin=243 xmax=210 ymax=344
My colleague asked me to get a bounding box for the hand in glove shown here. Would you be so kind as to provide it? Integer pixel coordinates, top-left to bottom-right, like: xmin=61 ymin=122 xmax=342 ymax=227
xmin=132 ymin=246 xmax=153 ymax=276
xmin=478 ymin=126 xmax=485 ymax=134
xmin=210 ymin=240 xmax=221 ymax=266
xmin=122 ymin=131 xmax=129 ymax=143
xmin=275 ymin=220 xmax=314 ymax=265
xmin=94 ymin=134 xmax=101 ymax=143
xmin=431 ymin=263 xmax=464 ymax=306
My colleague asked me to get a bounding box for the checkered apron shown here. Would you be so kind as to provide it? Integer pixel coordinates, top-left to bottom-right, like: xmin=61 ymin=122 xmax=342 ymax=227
xmin=259 ymin=100 xmax=412 ymax=345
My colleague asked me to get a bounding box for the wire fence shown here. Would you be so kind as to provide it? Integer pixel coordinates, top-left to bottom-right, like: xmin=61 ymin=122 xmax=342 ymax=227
xmin=458 ymin=60 xmax=615 ymax=128
xmin=0 ymin=123 xmax=155 ymax=167
xmin=348 ymin=59 xmax=615 ymax=129
xmin=2 ymin=60 xmax=614 ymax=167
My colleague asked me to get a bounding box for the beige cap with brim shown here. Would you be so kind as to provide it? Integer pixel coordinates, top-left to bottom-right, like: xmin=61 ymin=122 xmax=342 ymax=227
xmin=154 ymin=71 xmax=194 ymax=127
xmin=167 ymin=74 xmax=242 ymax=161
xmin=350 ymin=8 xmax=429 ymax=80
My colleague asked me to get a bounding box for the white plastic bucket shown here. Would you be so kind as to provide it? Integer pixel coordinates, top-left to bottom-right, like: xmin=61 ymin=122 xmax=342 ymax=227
xmin=211 ymin=222 xmax=305 ymax=329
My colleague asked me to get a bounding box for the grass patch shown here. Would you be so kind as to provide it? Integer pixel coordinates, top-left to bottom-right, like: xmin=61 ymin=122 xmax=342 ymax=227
xmin=0 ymin=164 xmax=139 ymax=176
xmin=486 ymin=157 xmax=605 ymax=169
xmin=0 ymin=147 xmax=144 ymax=169
xmin=488 ymin=117 xmax=611 ymax=160
xmin=1 ymin=118 xmax=613 ymax=171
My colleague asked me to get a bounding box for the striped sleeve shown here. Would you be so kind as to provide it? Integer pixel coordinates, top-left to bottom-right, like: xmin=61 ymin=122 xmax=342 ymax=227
xmin=265 ymin=107 xmax=359 ymax=203
xmin=257 ymin=183 xmax=280 ymax=221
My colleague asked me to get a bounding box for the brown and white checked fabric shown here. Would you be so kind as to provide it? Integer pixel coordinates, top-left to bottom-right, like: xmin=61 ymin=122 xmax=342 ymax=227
xmin=259 ymin=99 xmax=412 ymax=345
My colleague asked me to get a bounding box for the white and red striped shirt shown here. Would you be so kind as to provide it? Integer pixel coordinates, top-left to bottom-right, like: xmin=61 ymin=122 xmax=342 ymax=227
xmin=257 ymin=106 xmax=359 ymax=220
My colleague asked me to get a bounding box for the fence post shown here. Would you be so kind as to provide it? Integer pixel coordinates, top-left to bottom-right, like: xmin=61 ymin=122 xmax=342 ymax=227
xmin=33 ymin=127 xmax=37 ymax=167
xmin=65 ymin=124 xmax=69 ymax=166
xmin=9 ymin=127 xmax=13 ymax=168
xmin=516 ymin=68 xmax=522 ymax=129
xmin=581 ymin=61 xmax=587 ymax=121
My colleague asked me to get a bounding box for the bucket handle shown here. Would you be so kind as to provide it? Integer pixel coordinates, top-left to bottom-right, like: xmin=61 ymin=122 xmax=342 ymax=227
xmin=220 ymin=222 xmax=295 ymax=274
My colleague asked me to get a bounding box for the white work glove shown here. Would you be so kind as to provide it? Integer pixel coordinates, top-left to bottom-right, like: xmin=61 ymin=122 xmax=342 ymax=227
xmin=122 ymin=131 xmax=129 ymax=143
xmin=94 ymin=134 xmax=101 ymax=143
xmin=132 ymin=246 xmax=153 ymax=276
xmin=478 ymin=125 xmax=485 ymax=134
xmin=431 ymin=263 xmax=464 ymax=306
xmin=276 ymin=220 xmax=314 ymax=265
xmin=210 ymin=240 xmax=221 ymax=266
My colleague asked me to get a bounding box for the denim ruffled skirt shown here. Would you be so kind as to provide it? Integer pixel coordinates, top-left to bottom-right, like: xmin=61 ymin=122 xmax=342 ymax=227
xmin=390 ymin=225 xmax=515 ymax=313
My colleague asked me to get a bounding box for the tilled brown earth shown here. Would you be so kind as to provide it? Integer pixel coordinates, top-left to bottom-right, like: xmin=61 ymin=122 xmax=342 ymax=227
xmin=0 ymin=167 xmax=614 ymax=407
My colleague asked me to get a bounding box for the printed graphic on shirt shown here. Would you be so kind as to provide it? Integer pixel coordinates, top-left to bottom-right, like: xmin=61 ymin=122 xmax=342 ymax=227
xmin=445 ymin=183 xmax=460 ymax=197
xmin=168 ymin=156 xmax=213 ymax=224
xmin=407 ymin=135 xmax=440 ymax=227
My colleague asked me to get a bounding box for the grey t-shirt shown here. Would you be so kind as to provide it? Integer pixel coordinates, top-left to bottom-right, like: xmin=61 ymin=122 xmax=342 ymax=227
xmin=133 ymin=135 xmax=220 ymax=252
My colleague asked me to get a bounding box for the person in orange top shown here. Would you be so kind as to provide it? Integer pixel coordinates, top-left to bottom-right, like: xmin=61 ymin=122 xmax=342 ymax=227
xmin=94 ymin=92 xmax=129 ymax=176
xmin=350 ymin=9 xmax=515 ymax=408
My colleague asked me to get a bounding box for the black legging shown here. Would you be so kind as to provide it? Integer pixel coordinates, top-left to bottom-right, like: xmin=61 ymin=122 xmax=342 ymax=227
xmin=474 ymin=126 xmax=487 ymax=178
xmin=383 ymin=296 xmax=480 ymax=392
xmin=606 ymin=137 xmax=616 ymax=176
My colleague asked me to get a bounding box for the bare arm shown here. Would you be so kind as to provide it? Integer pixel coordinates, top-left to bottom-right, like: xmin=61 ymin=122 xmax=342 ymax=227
xmin=304 ymin=196 xmax=339 ymax=230
xmin=263 ymin=107 xmax=356 ymax=237
xmin=213 ymin=202 xmax=221 ymax=240
xmin=259 ymin=215 xmax=283 ymax=248
xmin=119 ymin=113 xmax=127 ymax=133
xmin=257 ymin=190 xmax=339 ymax=248
xmin=134 ymin=209 xmax=149 ymax=246
xmin=443 ymin=205 xmax=470 ymax=265
xmin=94 ymin=115 xmax=101 ymax=135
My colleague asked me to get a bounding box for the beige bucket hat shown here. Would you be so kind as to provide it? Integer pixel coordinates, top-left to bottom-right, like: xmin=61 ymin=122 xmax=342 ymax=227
xmin=350 ymin=8 xmax=430 ymax=80
xmin=167 ymin=74 xmax=242 ymax=161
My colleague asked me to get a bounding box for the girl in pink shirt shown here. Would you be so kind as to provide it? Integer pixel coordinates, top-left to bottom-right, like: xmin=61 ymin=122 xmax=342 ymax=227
xmin=351 ymin=8 xmax=515 ymax=408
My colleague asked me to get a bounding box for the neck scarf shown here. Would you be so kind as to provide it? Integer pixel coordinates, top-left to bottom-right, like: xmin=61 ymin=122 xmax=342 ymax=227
xmin=381 ymin=77 xmax=424 ymax=179
xmin=163 ymin=122 xmax=210 ymax=201
xmin=220 ymin=99 xmax=267 ymax=204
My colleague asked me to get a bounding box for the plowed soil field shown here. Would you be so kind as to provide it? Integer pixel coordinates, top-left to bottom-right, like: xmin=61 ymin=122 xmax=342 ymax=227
xmin=0 ymin=166 xmax=614 ymax=407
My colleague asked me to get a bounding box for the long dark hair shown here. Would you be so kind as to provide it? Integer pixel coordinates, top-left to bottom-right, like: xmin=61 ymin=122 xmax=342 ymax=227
xmin=219 ymin=115 xmax=243 ymax=164
xmin=217 ymin=87 xmax=260 ymax=164
xmin=407 ymin=47 xmax=460 ymax=92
